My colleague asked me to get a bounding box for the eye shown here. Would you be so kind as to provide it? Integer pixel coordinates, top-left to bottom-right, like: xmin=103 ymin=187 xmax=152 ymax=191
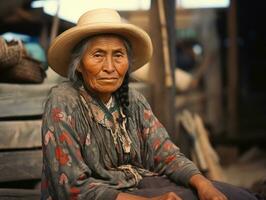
xmin=114 ymin=52 xmax=124 ymax=58
xmin=93 ymin=52 xmax=103 ymax=58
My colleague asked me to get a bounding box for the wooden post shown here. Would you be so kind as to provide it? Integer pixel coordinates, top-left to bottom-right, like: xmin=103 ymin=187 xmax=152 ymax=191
xmin=157 ymin=0 xmax=173 ymax=87
xmin=197 ymin=10 xmax=223 ymax=134
xmin=50 ymin=0 xmax=60 ymax=43
xmin=40 ymin=22 xmax=49 ymax=51
xmin=227 ymin=0 xmax=238 ymax=136
xmin=149 ymin=0 xmax=177 ymax=139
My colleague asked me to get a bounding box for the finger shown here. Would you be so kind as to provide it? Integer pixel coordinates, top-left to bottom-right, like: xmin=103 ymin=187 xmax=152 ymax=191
xmin=213 ymin=196 xmax=227 ymax=200
xmin=219 ymin=193 xmax=228 ymax=200
xmin=176 ymin=196 xmax=183 ymax=200
xmin=166 ymin=192 xmax=183 ymax=200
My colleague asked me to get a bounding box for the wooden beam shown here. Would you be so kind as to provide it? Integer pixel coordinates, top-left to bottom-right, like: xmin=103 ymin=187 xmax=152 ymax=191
xmin=0 ymin=84 xmax=54 ymax=118
xmin=149 ymin=0 xmax=176 ymax=138
xmin=157 ymin=0 xmax=173 ymax=87
xmin=0 ymin=189 xmax=40 ymax=200
xmin=0 ymin=150 xmax=42 ymax=182
xmin=50 ymin=1 xmax=60 ymax=43
xmin=195 ymin=114 xmax=226 ymax=181
xmin=0 ymin=120 xmax=42 ymax=149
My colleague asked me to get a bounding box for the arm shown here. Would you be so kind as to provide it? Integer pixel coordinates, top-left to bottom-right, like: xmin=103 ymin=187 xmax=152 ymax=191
xmin=136 ymin=92 xmax=200 ymax=186
xmin=41 ymin=96 xmax=119 ymax=200
xmin=136 ymin=93 xmax=227 ymax=200
xmin=116 ymin=192 xmax=182 ymax=200
xmin=189 ymin=174 xmax=227 ymax=200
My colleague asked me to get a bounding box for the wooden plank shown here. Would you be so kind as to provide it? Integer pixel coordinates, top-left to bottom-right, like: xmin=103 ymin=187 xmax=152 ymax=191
xmin=195 ymin=114 xmax=226 ymax=182
xmin=0 ymin=120 xmax=42 ymax=149
xmin=158 ymin=0 xmax=173 ymax=87
xmin=0 ymin=83 xmax=148 ymax=118
xmin=0 ymin=150 xmax=42 ymax=182
xmin=0 ymin=83 xmax=55 ymax=118
xmin=0 ymin=189 xmax=40 ymax=200
xmin=149 ymin=0 xmax=176 ymax=138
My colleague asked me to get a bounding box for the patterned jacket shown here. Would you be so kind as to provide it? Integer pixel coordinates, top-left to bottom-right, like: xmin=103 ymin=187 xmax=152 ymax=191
xmin=41 ymin=81 xmax=200 ymax=200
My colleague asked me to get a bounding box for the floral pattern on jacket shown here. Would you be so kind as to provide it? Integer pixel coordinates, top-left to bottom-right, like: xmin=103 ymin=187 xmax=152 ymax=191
xmin=41 ymin=81 xmax=200 ymax=200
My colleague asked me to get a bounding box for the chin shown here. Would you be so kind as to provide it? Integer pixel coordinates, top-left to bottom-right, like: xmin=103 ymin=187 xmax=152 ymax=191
xmin=95 ymin=85 xmax=120 ymax=94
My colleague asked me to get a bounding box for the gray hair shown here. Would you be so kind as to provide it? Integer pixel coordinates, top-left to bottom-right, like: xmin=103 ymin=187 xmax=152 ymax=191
xmin=68 ymin=34 xmax=132 ymax=86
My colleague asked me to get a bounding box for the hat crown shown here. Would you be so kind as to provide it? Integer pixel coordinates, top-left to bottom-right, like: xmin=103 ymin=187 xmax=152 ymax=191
xmin=77 ymin=8 xmax=122 ymax=26
xmin=48 ymin=8 xmax=153 ymax=77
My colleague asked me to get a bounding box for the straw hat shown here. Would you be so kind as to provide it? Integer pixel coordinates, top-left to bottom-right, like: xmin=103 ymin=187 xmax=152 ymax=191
xmin=48 ymin=8 xmax=153 ymax=77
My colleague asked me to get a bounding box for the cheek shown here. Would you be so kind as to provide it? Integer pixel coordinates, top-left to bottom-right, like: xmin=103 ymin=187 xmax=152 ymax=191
xmin=116 ymin=61 xmax=129 ymax=76
xmin=81 ymin=71 xmax=96 ymax=87
xmin=79 ymin=64 xmax=97 ymax=85
xmin=82 ymin=60 xmax=101 ymax=76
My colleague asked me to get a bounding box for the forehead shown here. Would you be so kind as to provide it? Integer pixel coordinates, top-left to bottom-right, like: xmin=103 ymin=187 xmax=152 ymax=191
xmin=86 ymin=34 xmax=126 ymax=49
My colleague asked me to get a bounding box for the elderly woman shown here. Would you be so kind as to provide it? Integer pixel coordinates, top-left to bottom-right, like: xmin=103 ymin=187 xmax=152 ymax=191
xmin=41 ymin=8 xmax=258 ymax=200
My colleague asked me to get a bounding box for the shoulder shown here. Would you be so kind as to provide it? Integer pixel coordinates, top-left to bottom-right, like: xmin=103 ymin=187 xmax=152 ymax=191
xmin=128 ymin=86 xmax=151 ymax=110
xmin=49 ymin=81 xmax=79 ymax=100
xmin=45 ymin=81 xmax=80 ymax=112
xmin=128 ymin=87 xmax=145 ymax=103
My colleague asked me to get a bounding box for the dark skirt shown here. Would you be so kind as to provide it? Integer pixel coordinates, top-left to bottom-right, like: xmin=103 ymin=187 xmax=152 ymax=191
xmin=127 ymin=176 xmax=261 ymax=200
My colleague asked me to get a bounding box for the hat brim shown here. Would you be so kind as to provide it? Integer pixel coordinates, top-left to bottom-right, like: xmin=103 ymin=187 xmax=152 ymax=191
xmin=48 ymin=23 xmax=153 ymax=77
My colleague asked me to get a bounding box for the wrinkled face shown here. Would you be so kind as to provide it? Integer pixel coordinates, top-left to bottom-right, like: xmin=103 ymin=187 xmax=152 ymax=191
xmin=78 ymin=35 xmax=129 ymax=101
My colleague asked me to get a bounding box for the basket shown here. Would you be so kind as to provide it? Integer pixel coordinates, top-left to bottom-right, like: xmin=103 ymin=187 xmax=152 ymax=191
xmin=0 ymin=55 xmax=46 ymax=84
xmin=0 ymin=36 xmax=25 ymax=69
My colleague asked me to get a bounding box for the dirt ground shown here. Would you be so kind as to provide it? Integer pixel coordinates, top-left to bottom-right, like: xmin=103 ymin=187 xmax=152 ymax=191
xmin=217 ymin=146 xmax=266 ymax=189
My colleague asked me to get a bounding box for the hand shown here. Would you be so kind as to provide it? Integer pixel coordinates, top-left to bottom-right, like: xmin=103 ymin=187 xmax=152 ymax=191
xmin=116 ymin=192 xmax=182 ymax=200
xmin=189 ymin=174 xmax=228 ymax=200
xmin=197 ymin=182 xmax=227 ymax=200
xmin=150 ymin=192 xmax=182 ymax=200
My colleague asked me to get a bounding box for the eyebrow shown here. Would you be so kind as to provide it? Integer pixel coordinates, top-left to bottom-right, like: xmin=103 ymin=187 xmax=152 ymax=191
xmin=113 ymin=48 xmax=127 ymax=53
xmin=92 ymin=47 xmax=127 ymax=53
xmin=92 ymin=48 xmax=105 ymax=53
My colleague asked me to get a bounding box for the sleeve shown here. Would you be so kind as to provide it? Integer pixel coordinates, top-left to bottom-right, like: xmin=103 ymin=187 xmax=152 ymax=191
xmin=135 ymin=92 xmax=201 ymax=186
xmin=41 ymin=95 xmax=120 ymax=200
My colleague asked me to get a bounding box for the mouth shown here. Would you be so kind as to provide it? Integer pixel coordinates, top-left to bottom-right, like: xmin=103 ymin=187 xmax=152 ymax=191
xmin=97 ymin=77 xmax=118 ymax=82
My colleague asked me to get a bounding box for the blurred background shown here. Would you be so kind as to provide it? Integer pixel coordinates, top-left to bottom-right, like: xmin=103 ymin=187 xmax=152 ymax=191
xmin=0 ymin=0 xmax=265 ymax=199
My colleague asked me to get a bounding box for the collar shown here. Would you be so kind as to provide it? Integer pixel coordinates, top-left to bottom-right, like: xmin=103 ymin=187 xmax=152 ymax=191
xmin=78 ymin=85 xmax=132 ymax=153
xmin=78 ymin=85 xmax=123 ymax=130
xmin=105 ymin=96 xmax=113 ymax=109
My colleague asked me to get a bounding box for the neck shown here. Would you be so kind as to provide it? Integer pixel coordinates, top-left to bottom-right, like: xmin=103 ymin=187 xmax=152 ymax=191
xmin=99 ymin=93 xmax=112 ymax=104
xmin=82 ymin=82 xmax=112 ymax=104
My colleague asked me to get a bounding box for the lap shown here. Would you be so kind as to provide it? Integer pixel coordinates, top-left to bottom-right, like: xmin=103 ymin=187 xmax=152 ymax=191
xmin=127 ymin=176 xmax=258 ymax=200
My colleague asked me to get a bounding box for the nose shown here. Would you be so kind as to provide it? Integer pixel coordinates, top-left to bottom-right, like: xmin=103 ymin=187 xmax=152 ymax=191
xmin=102 ymin=55 xmax=115 ymax=73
